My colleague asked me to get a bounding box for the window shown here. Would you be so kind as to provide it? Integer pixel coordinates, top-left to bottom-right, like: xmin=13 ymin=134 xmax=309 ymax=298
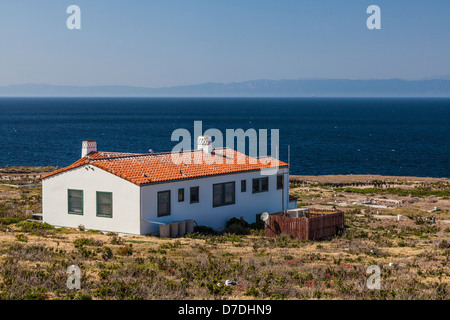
xmin=178 ymin=188 xmax=184 ymax=202
xmin=68 ymin=189 xmax=83 ymax=215
xmin=277 ymin=174 xmax=284 ymax=190
xmin=252 ymin=177 xmax=269 ymax=193
xmin=96 ymin=192 xmax=112 ymax=218
xmin=213 ymin=182 xmax=235 ymax=207
xmin=158 ymin=191 xmax=171 ymax=217
xmin=190 ymin=187 xmax=199 ymax=204
xmin=241 ymin=180 xmax=246 ymax=192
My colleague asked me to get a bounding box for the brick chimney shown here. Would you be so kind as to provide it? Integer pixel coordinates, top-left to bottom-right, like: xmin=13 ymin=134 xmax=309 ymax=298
xmin=197 ymin=135 xmax=212 ymax=154
xmin=81 ymin=140 xmax=97 ymax=158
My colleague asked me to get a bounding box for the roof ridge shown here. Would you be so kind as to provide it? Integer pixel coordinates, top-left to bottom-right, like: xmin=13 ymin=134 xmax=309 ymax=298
xmin=90 ymin=148 xmax=233 ymax=162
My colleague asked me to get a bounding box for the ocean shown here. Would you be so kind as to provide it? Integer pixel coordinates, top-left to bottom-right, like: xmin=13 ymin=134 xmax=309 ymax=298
xmin=0 ymin=97 xmax=449 ymax=178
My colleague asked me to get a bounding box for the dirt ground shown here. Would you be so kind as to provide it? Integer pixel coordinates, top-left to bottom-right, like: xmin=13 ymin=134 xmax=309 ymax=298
xmin=290 ymin=174 xmax=450 ymax=217
xmin=290 ymin=174 xmax=450 ymax=184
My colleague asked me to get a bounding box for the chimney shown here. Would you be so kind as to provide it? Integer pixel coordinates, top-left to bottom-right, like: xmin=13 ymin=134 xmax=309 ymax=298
xmin=82 ymin=140 xmax=97 ymax=158
xmin=197 ymin=135 xmax=212 ymax=154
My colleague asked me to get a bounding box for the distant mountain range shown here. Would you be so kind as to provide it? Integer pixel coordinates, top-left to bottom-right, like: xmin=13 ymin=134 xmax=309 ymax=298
xmin=2 ymin=79 xmax=450 ymax=97
xmin=421 ymin=74 xmax=450 ymax=81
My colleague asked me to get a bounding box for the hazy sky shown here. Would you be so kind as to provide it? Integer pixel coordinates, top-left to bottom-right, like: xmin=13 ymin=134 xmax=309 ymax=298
xmin=1 ymin=0 xmax=449 ymax=87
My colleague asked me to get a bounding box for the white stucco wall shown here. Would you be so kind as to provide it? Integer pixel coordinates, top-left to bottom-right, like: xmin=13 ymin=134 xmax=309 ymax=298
xmin=140 ymin=168 xmax=290 ymax=235
xmin=288 ymin=200 xmax=298 ymax=209
xmin=42 ymin=165 xmax=140 ymax=234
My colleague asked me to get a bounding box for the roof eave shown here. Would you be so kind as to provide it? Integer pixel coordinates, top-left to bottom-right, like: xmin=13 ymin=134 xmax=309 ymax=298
xmin=138 ymin=164 xmax=289 ymax=187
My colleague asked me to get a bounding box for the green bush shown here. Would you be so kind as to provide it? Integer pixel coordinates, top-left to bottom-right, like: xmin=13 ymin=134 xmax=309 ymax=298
xmin=438 ymin=240 xmax=450 ymax=249
xmin=244 ymin=287 xmax=259 ymax=298
xmin=23 ymin=289 xmax=48 ymax=300
xmin=117 ymin=245 xmax=133 ymax=256
xmin=398 ymin=241 xmax=407 ymax=247
xmin=101 ymin=246 xmax=113 ymax=260
xmin=224 ymin=218 xmax=251 ymax=235
xmin=74 ymin=293 xmax=92 ymax=300
xmin=17 ymin=221 xmax=54 ymax=233
xmin=73 ymin=237 xmax=103 ymax=248
xmin=0 ymin=217 xmax=22 ymax=225
xmin=270 ymin=293 xmax=286 ymax=300
xmin=225 ymin=217 xmax=249 ymax=229
xmin=110 ymin=236 xmax=124 ymax=245
xmin=15 ymin=234 xmax=28 ymax=242
xmin=193 ymin=225 xmax=218 ymax=235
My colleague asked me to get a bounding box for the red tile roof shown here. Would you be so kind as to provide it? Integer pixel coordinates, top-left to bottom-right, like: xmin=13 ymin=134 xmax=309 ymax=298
xmin=42 ymin=148 xmax=288 ymax=186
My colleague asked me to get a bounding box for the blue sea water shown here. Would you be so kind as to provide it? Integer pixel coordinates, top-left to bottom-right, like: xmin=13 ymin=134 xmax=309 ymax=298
xmin=0 ymin=97 xmax=448 ymax=178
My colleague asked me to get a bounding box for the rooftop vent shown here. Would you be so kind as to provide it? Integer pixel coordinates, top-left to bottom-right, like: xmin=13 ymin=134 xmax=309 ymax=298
xmin=82 ymin=140 xmax=97 ymax=158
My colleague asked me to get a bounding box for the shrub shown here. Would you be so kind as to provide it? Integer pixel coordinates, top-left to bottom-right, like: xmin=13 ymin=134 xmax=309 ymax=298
xmin=159 ymin=240 xmax=182 ymax=250
xmin=224 ymin=218 xmax=251 ymax=235
xmin=206 ymin=283 xmax=231 ymax=296
xmin=73 ymin=237 xmax=103 ymax=248
xmin=244 ymin=287 xmax=259 ymax=298
xmin=226 ymin=217 xmax=249 ymax=229
xmin=193 ymin=225 xmax=218 ymax=235
xmin=438 ymin=240 xmax=450 ymax=249
xmin=23 ymin=289 xmax=48 ymax=300
xmin=0 ymin=217 xmax=22 ymax=225
xmin=101 ymin=247 xmax=113 ymax=260
xmin=74 ymin=293 xmax=92 ymax=300
xmin=17 ymin=221 xmax=54 ymax=234
xmin=398 ymin=241 xmax=407 ymax=247
xmin=270 ymin=293 xmax=286 ymax=300
xmin=110 ymin=236 xmax=124 ymax=245
xmin=117 ymin=245 xmax=133 ymax=256
xmin=15 ymin=234 xmax=28 ymax=242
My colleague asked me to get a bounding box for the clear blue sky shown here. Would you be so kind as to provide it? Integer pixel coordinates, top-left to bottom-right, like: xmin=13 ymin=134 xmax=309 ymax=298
xmin=0 ymin=0 xmax=449 ymax=87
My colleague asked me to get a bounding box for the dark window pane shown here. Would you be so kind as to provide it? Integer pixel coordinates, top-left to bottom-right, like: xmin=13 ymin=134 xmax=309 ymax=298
xmin=190 ymin=187 xmax=199 ymax=203
xmin=277 ymin=175 xmax=284 ymax=189
xmin=213 ymin=184 xmax=223 ymax=207
xmin=252 ymin=177 xmax=269 ymax=193
xmin=252 ymin=179 xmax=259 ymax=193
xmin=213 ymin=182 xmax=235 ymax=207
xmin=241 ymin=180 xmax=246 ymax=192
xmin=262 ymin=177 xmax=269 ymax=191
xmin=158 ymin=191 xmax=170 ymax=217
xmin=68 ymin=190 xmax=83 ymax=214
xmin=224 ymin=182 xmax=235 ymax=204
xmin=97 ymin=192 xmax=112 ymax=217
xmin=178 ymin=188 xmax=184 ymax=202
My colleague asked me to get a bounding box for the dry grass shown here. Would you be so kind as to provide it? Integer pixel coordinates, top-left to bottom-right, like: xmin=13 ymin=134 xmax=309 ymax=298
xmin=0 ymin=214 xmax=448 ymax=300
xmin=0 ymin=170 xmax=448 ymax=300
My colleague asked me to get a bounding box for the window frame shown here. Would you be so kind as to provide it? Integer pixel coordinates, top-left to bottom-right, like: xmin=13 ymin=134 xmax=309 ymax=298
xmin=252 ymin=177 xmax=269 ymax=194
xmin=68 ymin=189 xmax=84 ymax=215
xmin=157 ymin=190 xmax=171 ymax=217
xmin=190 ymin=186 xmax=200 ymax=204
xmin=96 ymin=191 xmax=113 ymax=218
xmin=213 ymin=181 xmax=236 ymax=208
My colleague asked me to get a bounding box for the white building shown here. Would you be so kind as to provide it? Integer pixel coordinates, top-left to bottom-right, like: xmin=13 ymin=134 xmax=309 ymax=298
xmin=42 ymin=139 xmax=290 ymax=235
